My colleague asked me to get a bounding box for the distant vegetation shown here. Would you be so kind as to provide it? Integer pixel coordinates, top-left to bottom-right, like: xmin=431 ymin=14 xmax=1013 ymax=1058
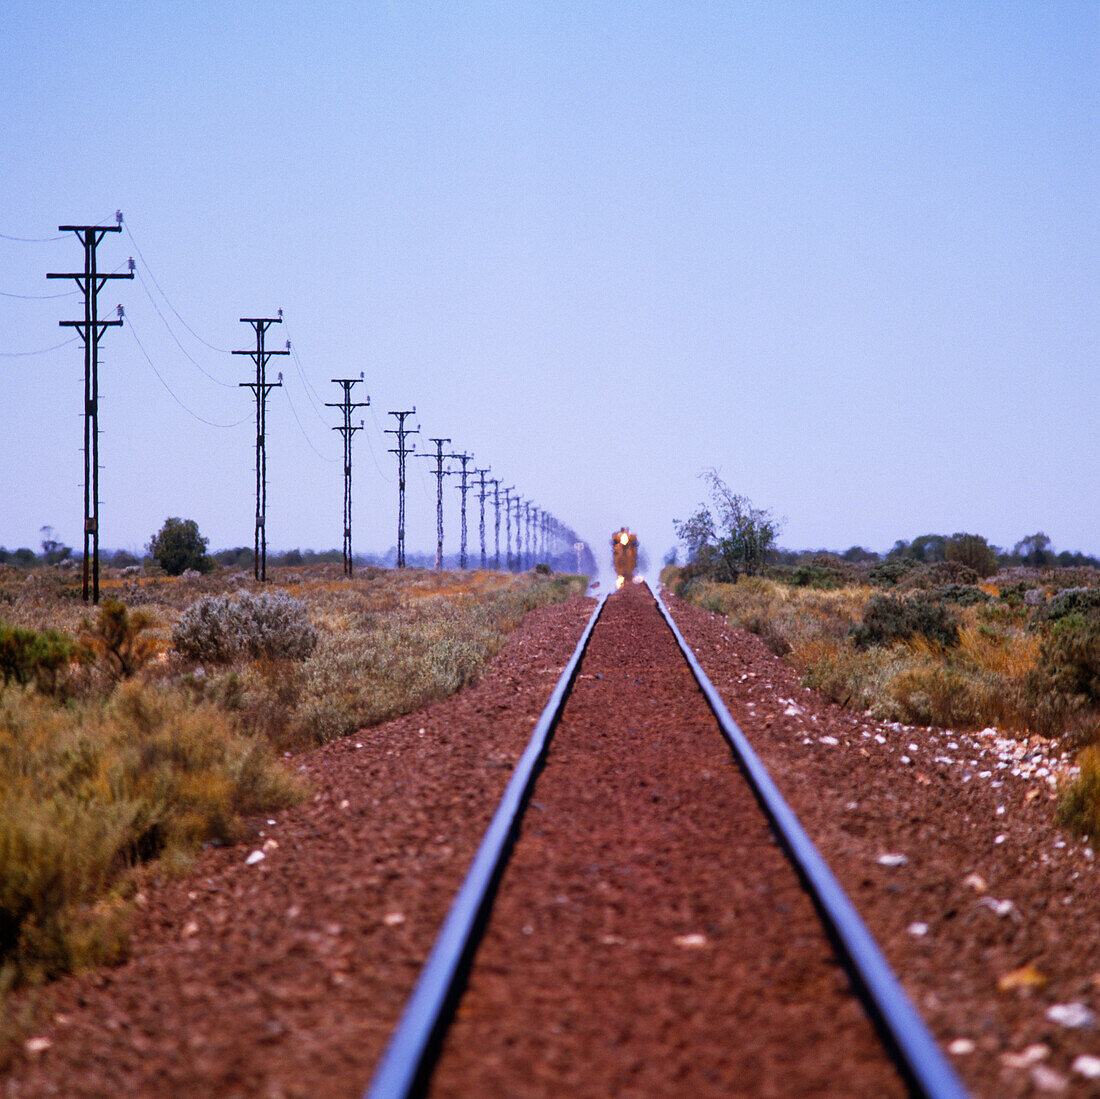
xmin=668 ymin=476 xmax=1100 ymax=848
xmin=0 ymin=562 xmax=585 ymax=988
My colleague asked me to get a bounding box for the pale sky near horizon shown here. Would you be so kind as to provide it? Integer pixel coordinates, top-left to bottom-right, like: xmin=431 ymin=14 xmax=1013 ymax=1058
xmin=1 ymin=2 xmax=1097 ymax=568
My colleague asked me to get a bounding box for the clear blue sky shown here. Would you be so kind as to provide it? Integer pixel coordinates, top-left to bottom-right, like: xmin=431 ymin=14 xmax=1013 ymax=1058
xmin=2 ymin=2 xmax=1097 ymax=567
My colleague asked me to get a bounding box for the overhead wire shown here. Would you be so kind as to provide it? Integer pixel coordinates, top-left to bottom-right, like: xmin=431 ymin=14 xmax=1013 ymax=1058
xmin=133 ymin=266 xmax=235 ymax=387
xmin=0 ymin=231 xmax=65 ymax=242
xmin=364 ymin=405 xmax=393 ymax=483
xmin=281 ymin=333 xmax=332 ymax=428
xmin=0 ymin=288 xmax=76 ymax=299
xmin=282 ymin=375 xmax=339 ymax=462
xmin=127 ymin=320 xmax=249 ymax=429
xmin=122 ymin=221 xmax=233 ymax=353
xmin=0 ymin=337 xmax=80 ymax=357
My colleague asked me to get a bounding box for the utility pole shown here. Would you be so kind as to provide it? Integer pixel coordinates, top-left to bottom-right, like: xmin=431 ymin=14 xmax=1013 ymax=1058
xmin=473 ymin=468 xmax=490 ymax=569
xmin=502 ymin=485 xmax=515 ymax=571
xmin=385 ymin=409 xmax=418 ymax=568
xmin=234 ymin=314 xmax=288 ymax=582
xmin=47 ymin=212 xmax=133 ymax=603
xmin=489 ymin=477 xmax=503 ymax=569
xmin=418 ymin=437 xmax=451 ymax=570
xmin=524 ymin=502 xmax=534 ymax=570
xmin=450 ymin=451 xmax=473 ymax=569
xmin=325 ymin=374 xmax=369 ymax=577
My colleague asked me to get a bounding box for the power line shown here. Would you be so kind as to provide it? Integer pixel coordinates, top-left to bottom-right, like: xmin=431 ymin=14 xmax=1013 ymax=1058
xmin=282 ymin=334 xmax=330 ymax=427
xmin=0 ymin=288 xmax=77 ymax=299
xmin=0 ymin=337 xmax=80 ymax=357
xmin=122 ymin=219 xmax=233 ymax=353
xmin=284 ymin=375 xmax=338 ymax=461
xmin=132 ymin=265 xmax=235 ymax=387
xmin=0 ymin=231 xmax=64 ymax=242
xmin=363 ymin=406 xmax=394 ymax=483
xmin=127 ymin=321 xmax=249 ymax=428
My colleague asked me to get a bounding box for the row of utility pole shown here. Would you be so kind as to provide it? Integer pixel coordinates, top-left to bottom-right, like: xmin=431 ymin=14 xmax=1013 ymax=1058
xmin=47 ymin=214 xmax=579 ymax=599
xmin=386 ymin=418 xmax=571 ymax=574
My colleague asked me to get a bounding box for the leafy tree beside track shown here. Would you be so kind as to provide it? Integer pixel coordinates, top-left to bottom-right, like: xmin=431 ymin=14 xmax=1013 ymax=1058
xmin=674 ymin=470 xmax=780 ymax=584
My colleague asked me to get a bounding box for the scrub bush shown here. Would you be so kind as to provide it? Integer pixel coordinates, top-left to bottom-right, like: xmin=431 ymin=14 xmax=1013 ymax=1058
xmin=1056 ymin=743 xmax=1100 ymax=847
xmin=0 ymin=623 xmax=84 ymax=694
xmin=897 ymin=561 xmax=979 ymax=591
xmin=172 ymin=591 xmax=318 ymax=664
xmin=931 ymin=584 xmax=991 ymax=607
xmin=81 ymin=599 xmax=160 ymax=680
xmin=868 ymin=558 xmax=918 ymax=588
xmin=0 ymin=684 xmax=302 ymax=984
xmin=851 ymin=593 xmax=960 ymax=650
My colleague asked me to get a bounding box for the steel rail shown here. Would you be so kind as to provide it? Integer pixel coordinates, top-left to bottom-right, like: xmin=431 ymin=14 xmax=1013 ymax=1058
xmin=365 ymin=594 xmax=608 ymax=1099
xmin=652 ymin=585 xmax=969 ymax=1099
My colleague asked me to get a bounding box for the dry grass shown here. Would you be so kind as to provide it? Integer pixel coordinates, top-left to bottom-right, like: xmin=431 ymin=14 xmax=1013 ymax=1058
xmin=667 ymin=563 xmax=1100 ymax=849
xmin=0 ymin=562 xmax=586 ymax=990
xmin=1057 ymin=744 xmax=1100 ymax=845
xmin=664 ymin=568 xmax=1051 ymax=736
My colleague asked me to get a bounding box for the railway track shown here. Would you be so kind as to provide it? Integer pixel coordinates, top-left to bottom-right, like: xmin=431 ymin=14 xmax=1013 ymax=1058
xmin=367 ymin=583 xmax=968 ymax=1098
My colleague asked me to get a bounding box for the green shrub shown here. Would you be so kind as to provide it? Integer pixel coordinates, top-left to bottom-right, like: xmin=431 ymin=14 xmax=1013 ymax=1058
xmin=945 ymin=532 xmax=999 ymax=578
xmin=172 ymin=591 xmax=318 ymax=664
xmin=851 ymin=593 xmax=959 ymax=650
xmin=868 ymin=558 xmax=919 ymax=588
xmin=0 ymin=684 xmax=302 ymax=984
xmin=897 ymin=561 xmax=979 ymax=591
xmin=998 ymin=580 xmax=1035 ymax=607
xmin=0 ymin=623 xmax=84 ymax=693
xmin=1040 ymin=587 xmax=1100 ymax=625
xmin=81 ymin=599 xmax=160 ymax=680
xmin=885 ymin=663 xmax=983 ymax=728
xmin=1035 ymin=614 xmax=1100 ymax=703
xmin=147 ymin=517 xmax=212 ymax=576
xmin=931 ymin=584 xmax=992 ymax=607
xmin=772 ymin=555 xmax=856 ymax=590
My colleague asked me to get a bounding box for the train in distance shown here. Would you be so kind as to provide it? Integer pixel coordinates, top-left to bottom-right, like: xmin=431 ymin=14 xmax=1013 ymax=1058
xmin=611 ymin=528 xmax=639 ymax=589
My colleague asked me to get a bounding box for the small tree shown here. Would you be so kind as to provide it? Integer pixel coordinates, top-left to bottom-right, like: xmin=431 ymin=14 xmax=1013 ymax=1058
xmin=39 ymin=525 xmax=72 ymax=566
xmin=674 ymin=470 xmax=779 ymax=583
xmin=945 ymin=532 xmax=998 ymax=578
xmin=148 ymin=517 xmax=211 ymax=576
xmin=1014 ymin=532 xmax=1053 ymax=568
xmin=907 ymin=534 xmax=947 ymax=563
